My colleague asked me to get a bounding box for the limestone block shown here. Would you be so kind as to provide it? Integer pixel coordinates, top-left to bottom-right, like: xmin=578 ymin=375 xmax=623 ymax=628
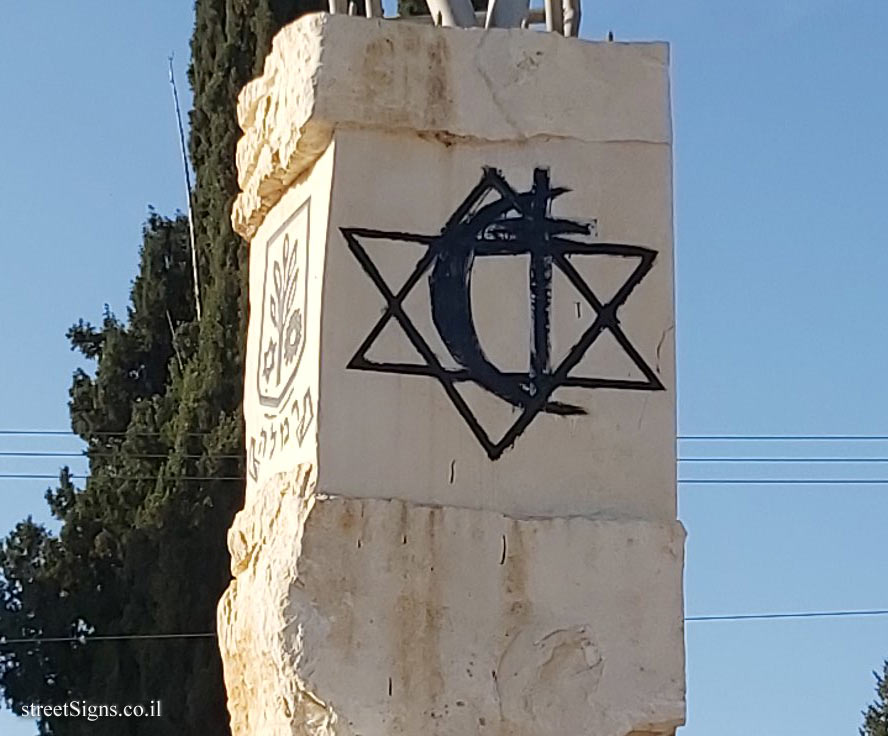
xmin=316 ymin=128 xmax=675 ymax=520
xmin=233 ymin=14 xmax=671 ymax=239
xmin=219 ymin=470 xmax=685 ymax=736
xmin=238 ymin=15 xmax=675 ymax=520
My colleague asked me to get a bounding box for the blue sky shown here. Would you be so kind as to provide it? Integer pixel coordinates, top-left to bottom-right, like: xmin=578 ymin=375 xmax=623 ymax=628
xmin=1 ymin=1 xmax=887 ymax=734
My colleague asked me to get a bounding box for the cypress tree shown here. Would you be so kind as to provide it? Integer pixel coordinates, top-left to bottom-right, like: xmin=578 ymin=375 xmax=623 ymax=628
xmin=0 ymin=1 xmax=322 ymax=733
xmin=863 ymin=661 xmax=888 ymax=736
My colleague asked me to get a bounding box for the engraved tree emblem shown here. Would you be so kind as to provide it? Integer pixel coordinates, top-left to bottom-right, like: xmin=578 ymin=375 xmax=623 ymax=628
xmin=257 ymin=201 xmax=310 ymax=407
xmin=262 ymin=235 xmax=302 ymax=385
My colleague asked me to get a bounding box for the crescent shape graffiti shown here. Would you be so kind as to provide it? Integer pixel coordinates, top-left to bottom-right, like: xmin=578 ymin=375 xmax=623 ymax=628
xmin=429 ymin=216 xmax=532 ymax=409
xmin=429 ymin=196 xmax=580 ymax=415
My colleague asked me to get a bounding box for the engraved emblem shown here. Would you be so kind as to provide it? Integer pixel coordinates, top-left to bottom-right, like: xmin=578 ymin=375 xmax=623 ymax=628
xmin=257 ymin=200 xmax=310 ymax=407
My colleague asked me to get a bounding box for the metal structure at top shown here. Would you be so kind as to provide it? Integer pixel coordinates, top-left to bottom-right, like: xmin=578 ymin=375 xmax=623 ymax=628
xmin=327 ymin=0 xmax=581 ymax=37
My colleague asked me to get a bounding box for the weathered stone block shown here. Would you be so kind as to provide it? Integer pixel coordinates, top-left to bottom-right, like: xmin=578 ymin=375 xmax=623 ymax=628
xmin=238 ymin=14 xmax=675 ymax=521
xmin=233 ymin=14 xmax=671 ymax=240
xmin=219 ymin=470 xmax=685 ymax=736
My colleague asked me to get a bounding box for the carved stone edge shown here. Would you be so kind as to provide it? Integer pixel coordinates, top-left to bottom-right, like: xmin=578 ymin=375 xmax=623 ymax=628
xmin=230 ymin=13 xmax=671 ymax=241
xmin=231 ymin=14 xmax=330 ymax=241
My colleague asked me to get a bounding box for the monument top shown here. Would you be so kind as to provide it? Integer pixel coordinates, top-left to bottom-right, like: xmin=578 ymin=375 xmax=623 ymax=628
xmin=232 ymin=13 xmax=670 ymax=239
xmin=331 ymin=0 xmax=583 ymax=36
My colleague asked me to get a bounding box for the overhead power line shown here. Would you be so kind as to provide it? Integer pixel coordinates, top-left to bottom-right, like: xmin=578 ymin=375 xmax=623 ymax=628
xmin=0 ymin=430 xmax=217 ymax=437
xmin=686 ymin=608 xmax=888 ymax=622
xmin=680 ymin=457 xmax=888 ymax=463
xmin=5 ymin=430 xmax=888 ymax=440
xmin=0 ymin=452 xmax=240 ymax=460
xmin=3 ymin=607 xmax=888 ymax=647
xmin=0 ymin=632 xmax=216 ymax=646
xmin=0 ymin=474 xmax=244 ymax=481
xmin=6 ymin=474 xmax=888 ymax=484
xmin=679 ymin=479 xmax=888 ymax=485
xmin=680 ymin=435 xmax=888 ymax=441
xmin=9 ymin=450 xmax=888 ymax=462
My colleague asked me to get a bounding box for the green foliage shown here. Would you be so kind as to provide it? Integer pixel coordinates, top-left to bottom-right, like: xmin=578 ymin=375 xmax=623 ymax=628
xmin=0 ymin=1 xmax=322 ymax=733
xmin=863 ymin=661 xmax=888 ymax=736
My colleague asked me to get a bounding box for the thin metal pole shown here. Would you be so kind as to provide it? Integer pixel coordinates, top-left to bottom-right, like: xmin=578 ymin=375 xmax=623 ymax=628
xmin=562 ymin=0 xmax=580 ymax=36
xmin=544 ymin=0 xmax=563 ymax=33
xmin=168 ymin=55 xmax=202 ymax=322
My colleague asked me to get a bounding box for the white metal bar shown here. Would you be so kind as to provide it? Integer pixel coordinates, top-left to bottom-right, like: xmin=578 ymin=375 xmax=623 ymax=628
xmin=544 ymin=0 xmax=563 ymax=33
xmin=424 ymin=0 xmax=478 ymax=26
xmin=485 ymin=0 xmax=530 ymax=28
xmin=562 ymin=0 xmax=580 ymax=36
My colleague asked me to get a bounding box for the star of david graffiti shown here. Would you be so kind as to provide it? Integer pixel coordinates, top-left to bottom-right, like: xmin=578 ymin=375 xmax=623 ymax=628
xmin=343 ymin=167 xmax=664 ymax=460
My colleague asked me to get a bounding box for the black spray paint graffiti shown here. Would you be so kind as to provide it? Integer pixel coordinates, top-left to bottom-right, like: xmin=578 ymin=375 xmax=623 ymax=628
xmin=343 ymin=167 xmax=664 ymax=460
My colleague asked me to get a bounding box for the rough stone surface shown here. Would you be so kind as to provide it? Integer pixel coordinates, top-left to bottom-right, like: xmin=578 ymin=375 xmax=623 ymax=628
xmin=233 ymin=13 xmax=670 ymax=239
xmin=219 ymin=469 xmax=685 ymax=736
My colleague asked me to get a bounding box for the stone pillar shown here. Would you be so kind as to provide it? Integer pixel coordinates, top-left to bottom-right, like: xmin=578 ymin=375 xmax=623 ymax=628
xmin=219 ymin=13 xmax=684 ymax=736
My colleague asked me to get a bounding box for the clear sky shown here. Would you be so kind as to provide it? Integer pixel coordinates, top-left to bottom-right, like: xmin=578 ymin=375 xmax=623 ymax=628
xmin=1 ymin=1 xmax=887 ymax=734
